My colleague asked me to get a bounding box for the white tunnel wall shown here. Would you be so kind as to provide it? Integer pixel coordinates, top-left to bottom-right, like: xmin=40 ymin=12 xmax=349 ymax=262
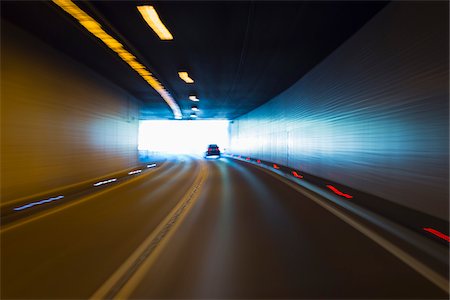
xmin=1 ymin=22 xmax=140 ymax=203
xmin=229 ymin=2 xmax=449 ymax=220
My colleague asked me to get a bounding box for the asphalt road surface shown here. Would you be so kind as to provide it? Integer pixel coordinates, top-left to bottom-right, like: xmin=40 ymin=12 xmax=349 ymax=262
xmin=1 ymin=156 xmax=447 ymax=299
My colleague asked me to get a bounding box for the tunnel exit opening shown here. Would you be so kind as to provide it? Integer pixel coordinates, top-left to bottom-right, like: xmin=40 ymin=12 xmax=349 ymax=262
xmin=138 ymin=120 xmax=230 ymax=158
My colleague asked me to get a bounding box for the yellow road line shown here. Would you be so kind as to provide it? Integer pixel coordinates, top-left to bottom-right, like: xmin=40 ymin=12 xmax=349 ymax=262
xmin=90 ymin=161 xmax=208 ymax=299
xmin=0 ymin=163 xmax=168 ymax=234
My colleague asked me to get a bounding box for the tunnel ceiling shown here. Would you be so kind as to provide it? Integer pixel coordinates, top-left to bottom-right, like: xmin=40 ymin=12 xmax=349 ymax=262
xmin=2 ymin=1 xmax=387 ymax=120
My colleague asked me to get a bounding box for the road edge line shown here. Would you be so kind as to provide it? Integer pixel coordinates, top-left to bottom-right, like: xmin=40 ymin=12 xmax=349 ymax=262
xmin=90 ymin=161 xmax=208 ymax=300
xmin=256 ymin=165 xmax=449 ymax=294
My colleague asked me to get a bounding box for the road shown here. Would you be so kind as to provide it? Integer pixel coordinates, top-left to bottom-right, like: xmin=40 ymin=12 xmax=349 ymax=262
xmin=1 ymin=156 xmax=447 ymax=299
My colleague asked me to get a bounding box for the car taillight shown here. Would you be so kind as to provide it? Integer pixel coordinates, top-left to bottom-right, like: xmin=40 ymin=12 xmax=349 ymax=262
xmin=208 ymin=148 xmax=212 ymax=151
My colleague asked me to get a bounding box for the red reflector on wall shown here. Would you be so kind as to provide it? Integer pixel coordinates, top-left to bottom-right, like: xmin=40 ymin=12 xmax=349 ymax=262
xmin=292 ymin=171 xmax=303 ymax=179
xmin=246 ymin=157 xmax=250 ymax=160
xmin=273 ymin=164 xmax=280 ymax=169
xmin=423 ymin=227 xmax=450 ymax=242
xmin=257 ymin=159 xmax=261 ymax=163
xmin=326 ymin=185 xmax=353 ymax=199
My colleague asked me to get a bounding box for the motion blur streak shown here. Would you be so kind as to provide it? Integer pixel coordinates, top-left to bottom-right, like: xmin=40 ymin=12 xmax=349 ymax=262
xmin=13 ymin=195 xmax=64 ymax=211
xmin=326 ymin=185 xmax=353 ymax=199
xmin=121 ymin=157 xmax=446 ymax=299
xmin=52 ymin=0 xmax=182 ymax=119
xmin=1 ymin=157 xmax=202 ymax=299
xmin=229 ymin=2 xmax=449 ymax=220
xmin=1 ymin=22 xmax=140 ymax=203
xmin=1 ymin=157 xmax=447 ymax=298
xmin=423 ymin=228 xmax=450 ymax=242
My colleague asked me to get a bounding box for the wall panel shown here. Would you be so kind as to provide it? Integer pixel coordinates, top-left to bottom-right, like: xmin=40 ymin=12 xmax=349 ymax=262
xmin=1 ymin=22 xmax=140 ymax=203
xmin=229 ymin=2 xmax=449 ymax=220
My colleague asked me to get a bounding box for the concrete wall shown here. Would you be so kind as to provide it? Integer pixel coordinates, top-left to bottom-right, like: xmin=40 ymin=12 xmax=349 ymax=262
xmin=229 ymin=2 xmax=449 ymax=220
xmin=1 ymin=22 xmax=140 ymax=203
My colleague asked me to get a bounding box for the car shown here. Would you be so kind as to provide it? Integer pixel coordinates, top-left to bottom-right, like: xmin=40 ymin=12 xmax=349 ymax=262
xmin=204 ymin=144 xmax=221 ymax=158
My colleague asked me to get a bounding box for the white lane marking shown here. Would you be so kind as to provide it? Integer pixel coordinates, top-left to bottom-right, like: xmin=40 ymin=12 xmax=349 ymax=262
xmin=258 ymin=166 xmax=449 ymax=294
xmin=127 ymin=170 xmax=142 ymax=175
xmin=90 ymin=161 xmax=208 ymax=300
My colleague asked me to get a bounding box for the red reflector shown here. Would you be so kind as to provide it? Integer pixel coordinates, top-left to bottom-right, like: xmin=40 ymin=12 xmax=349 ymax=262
xmin=257 ymin=159 xmax=261 ymax=163
xmin=273 ymin=164 xmax=280 ymax=169
xmin=246 ymin=157 xmax=250 ymax=160
xmin=326 ymin=185 xmax=353 ymax=199
xmin=423 ymin=227 xmax=450 ymax=242
xmin=292 ymin=171 xmax=303 ymax=179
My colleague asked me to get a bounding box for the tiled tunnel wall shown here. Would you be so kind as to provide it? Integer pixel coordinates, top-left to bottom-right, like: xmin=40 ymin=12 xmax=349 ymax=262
xmin=229 ymin=2 xmax=449 ymax=220
xmin=1 ymin=22 xmax=140 ymax=203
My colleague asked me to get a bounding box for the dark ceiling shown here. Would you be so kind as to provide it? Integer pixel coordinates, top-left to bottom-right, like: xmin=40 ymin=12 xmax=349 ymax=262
xmin=2 ymin=1 xmax=388 ymax=120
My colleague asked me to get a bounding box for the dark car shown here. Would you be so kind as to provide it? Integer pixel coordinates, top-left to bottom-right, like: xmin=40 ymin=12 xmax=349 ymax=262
xmin=205 ymin=144 xmax=221 ymax=158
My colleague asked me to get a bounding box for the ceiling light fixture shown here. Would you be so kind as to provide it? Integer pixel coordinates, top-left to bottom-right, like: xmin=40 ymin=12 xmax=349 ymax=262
xmin=189 ymin=95 xmax=199 ymax=102
xmin=52 ymin=0 xmax=182 ymax=119
xmin=137 ymin=6 xmax=173 ymax=40
xmin=178 ymin=71 xmax=194 ymax=83
xmin=190 ymin=113 xmax=198 ymax=118
xmin=191 ymin=105 xmax=199 ymax=111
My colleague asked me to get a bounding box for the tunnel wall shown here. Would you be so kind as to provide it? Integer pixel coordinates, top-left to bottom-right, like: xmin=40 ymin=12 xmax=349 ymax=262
xmin=1 ymin=22 xmax=140 ymax=203
xmin=229 ymin=2 xmax=449 ymax=220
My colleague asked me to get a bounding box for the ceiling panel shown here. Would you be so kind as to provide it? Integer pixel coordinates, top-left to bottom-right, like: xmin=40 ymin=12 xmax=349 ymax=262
xmin=1 ymin=0 xmax=388 ymax=120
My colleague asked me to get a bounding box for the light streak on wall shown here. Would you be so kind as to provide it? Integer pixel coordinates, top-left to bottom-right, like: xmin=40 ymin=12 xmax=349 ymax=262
xmin=229 ymin=2 xmax=449 ymax=220
xmin=1 ymin=22 xmax=139 ymax=203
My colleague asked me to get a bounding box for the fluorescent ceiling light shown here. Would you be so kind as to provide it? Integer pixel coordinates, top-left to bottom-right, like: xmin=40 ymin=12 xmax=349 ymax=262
xmin=190 ymin=113 xmax=198 ymax=118
xmin=137 ymin=6 xmax=173 ymax=40
xmin=191 ymin=106 xmax=199 ymax=111
xmin=178 ymin=72 xmax=194 ymax=83
xmin=52 ymin=0 xmax=182 ymax=119
xmin=189 ymin=95 xmax=199 ymax=102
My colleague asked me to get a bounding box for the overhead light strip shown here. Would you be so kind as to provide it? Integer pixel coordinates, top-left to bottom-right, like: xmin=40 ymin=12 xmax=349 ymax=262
xmin=178 ymin=71 xmax=194 ymax=83
xmin=52 ymin=0 xmax=182 ymax=119
xmin=137 ymin=6 xmax=173 ymax=40
xmin=189 ymin=95 xmax=199 ymax=102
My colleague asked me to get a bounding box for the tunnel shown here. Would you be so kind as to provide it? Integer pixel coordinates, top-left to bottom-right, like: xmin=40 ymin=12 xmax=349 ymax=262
xmin=1 ymin=1 xmax=449 ymax=299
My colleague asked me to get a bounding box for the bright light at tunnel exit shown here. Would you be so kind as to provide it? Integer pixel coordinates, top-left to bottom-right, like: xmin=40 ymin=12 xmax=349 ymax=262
xmin=138 ymin=120 xmax=230 ymax=155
